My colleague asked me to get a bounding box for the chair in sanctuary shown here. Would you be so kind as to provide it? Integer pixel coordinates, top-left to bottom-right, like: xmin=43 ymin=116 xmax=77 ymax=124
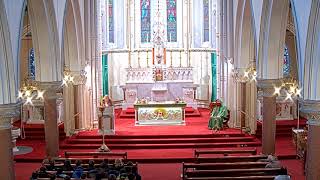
xmin=209 ymin=101 xmax=230 ymax=129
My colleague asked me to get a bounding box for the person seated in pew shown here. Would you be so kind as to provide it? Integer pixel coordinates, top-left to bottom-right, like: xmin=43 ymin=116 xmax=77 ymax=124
xmin=208 ymin=99 xmax=228 ymax=131
xmin=261 ymin=155 xmax=281 ymax=168
xmin=30 ymin=172 xmax=38 ymax=180
xmin=72 ymin=160 xmax=84 ymax=179
xmin=87 ymin=160 xmax=95 ymax=171
xmin=109 ymin=174 xmax=117 ymax=180
xmin=274 ymin=167 xmax=291 ymax=180
xmin=132 ymin=166 xmax=141 ymax=180
xmin=62 ymin=159 xmax=74 ymax=171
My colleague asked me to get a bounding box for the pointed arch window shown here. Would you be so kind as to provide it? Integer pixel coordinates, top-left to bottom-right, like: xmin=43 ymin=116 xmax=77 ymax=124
xmin=107 ymin=0 xmax=114 ymax=43
xmin=167 ymin=0 xmax=177 ymax=42
xmin=29 ymin=48 xmax=35 ymax=80
xmin=203 ymin=0 xmax=210 ymax=42
xmin=283 ymin=46 xmax=290 ymax=77
xmin=141 ymin=0 xmax=151 ymax=43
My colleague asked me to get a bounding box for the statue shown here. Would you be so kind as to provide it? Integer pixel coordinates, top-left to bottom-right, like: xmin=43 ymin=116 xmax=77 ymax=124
xmin=208 ymin=99 xmax=228 ymax=131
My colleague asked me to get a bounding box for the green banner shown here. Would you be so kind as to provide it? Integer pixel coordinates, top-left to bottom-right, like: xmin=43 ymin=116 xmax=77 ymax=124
xmin=211 ymin=53 xmax=217 ymax=101
xmin=102 ymin=54 xmax=109 ymax=96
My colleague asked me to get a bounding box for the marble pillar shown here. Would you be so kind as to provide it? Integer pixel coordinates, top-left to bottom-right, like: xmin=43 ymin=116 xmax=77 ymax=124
xmin=300 ymin=100 xmax=320 ymax=180
xmin=0 ymin=104 xmax=20 ymax=180
xmin=257 ymin=79 xmax=281 ymax=155
xmin=41 ymin=82 xmax=61 ymax=158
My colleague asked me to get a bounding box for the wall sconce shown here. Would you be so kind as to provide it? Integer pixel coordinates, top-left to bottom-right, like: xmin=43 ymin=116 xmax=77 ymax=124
xmin=232 ymin=62 xmax=257 ymax=82
xmin=62 ymin=67 xmax=75 ymax=86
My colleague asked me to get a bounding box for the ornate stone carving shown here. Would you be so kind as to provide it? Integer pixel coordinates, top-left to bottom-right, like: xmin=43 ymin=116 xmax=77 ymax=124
xmin=0 ymin=103 xmax=21 ymax=129
xmin=257 ymin=79 xmax=283 ymax=97
xmin=300 ymin=100 xmax=320 ymax=122
xmin=38 ymin=81 xmax=62 ymax=99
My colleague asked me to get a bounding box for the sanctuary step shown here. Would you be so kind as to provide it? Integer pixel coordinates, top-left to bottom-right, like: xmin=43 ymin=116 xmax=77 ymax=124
xmin=119 ymin=107 xmax=201 ymax=118
xmin=255 ymin=119 xmax=307 ymax=138
xmin=61 ymin=132 xmax=261 ymax=150
xmin=13 ymin=121 xmax=66 ymax=140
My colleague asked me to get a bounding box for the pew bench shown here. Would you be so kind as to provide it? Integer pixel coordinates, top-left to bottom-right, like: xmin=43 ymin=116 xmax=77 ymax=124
xmin=184 ymin=168 xmax=282 ymax=177
xmin=64 ymin=151 xmax=127 ymax=159
xmin=183 ymin=162 xmax=268 ymax=171
xmin=194 ymin=148 xmax=257 ymax=158
xmin=196 ymin=155 xmax=267 ymax=163
xmin=184 ymin=175 xmax=276 ymax=180
xmin=53 ymin=157 xmax=128 ymax=164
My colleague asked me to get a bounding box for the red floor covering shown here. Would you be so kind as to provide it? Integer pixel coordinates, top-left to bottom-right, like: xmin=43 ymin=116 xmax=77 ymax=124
xmin=14 ymin=108 xmax=306 ymax=179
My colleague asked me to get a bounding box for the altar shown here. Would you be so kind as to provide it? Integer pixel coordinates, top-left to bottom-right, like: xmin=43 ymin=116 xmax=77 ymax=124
xmin=134 ymin=101 xmax=186 ymax=125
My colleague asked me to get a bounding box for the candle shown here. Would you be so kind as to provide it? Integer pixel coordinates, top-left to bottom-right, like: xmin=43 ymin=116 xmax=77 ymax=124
xmin=169 ymin=33 xmax=171 ymax=42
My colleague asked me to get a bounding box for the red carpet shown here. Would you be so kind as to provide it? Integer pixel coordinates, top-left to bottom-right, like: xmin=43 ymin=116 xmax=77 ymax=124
xmin=256 ymin=119 xmax=307 ymax=137
xmin=14 ymin=108 xmax=305 ymax=179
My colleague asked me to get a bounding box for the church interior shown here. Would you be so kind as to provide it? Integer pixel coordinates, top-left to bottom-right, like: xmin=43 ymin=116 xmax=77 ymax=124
xmin=0 ymin=0 xmax=319 ymax=179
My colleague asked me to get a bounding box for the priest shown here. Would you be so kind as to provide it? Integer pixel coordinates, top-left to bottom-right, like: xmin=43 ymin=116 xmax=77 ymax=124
xmin=208 ymin=99 xmax=228 ymax=131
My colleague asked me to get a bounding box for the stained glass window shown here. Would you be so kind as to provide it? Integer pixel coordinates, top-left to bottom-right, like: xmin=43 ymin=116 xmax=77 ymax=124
xmin=29 ymin=48 xmax=35 ymax=80
xmin=141 ymin=0 xmax=151 ymax=43
xmin=203 ymin=0 xmax=210 ymax=42
xmin=107 ymin=0 xmax=114 ymax=43
xmin=283 ymin=46 xmax=290 ymax=77
xmin=167 ymin=0 xmax=177 ymax=42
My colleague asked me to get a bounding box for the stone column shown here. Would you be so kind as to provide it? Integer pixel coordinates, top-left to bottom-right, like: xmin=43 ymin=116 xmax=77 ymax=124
xmin=0 ymin=104 xmax=20 ymax=180
xmin=300 ymin=100 xmax=320 ymax=180
xmin=40 ymin=82 xmax=61 ymax=158
xmin=257 ymin=79 xmax=281 ymax=155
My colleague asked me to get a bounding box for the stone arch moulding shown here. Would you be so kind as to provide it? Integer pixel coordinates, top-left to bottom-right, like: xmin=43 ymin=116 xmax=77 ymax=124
xmin=62 ymin=0 xmax=84 ymax=71
xmin=304 ymin=0 xmax=320 ymax=100
xmin=0 ymin=0 xmax=17 ymax=104
xmin=28 ymin=0 xmax=61 ymax=82
xmin=257 ymin=0 xmax=289 ymax=79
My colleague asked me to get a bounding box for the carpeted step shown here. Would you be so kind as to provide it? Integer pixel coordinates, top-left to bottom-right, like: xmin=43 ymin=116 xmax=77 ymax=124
xmin=75 ymin=133 xmax=247 ymax=139
xmin=60 ymin=141 xmax=261 ymax=150
xmin=66 ymin=136 xmax=256 ymax=144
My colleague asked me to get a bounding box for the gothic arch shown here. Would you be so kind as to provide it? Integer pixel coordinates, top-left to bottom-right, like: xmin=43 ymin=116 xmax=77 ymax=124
xmin=28 ymin=0 xmax=61 ymax=81
xmin=63 ymin=0 xmax=84 ymax=71
xmin=234 ymin=0 xmax=257 ymax=134
xmin=304 ymin=0 xmax=320 ymax=100
xmin=0 ymin=0 xmax=17 ymax=104
xmin=257 ymin=0 xmax=290 ymax=79
xmin=234 ymin=0 xmax=255 ymax=68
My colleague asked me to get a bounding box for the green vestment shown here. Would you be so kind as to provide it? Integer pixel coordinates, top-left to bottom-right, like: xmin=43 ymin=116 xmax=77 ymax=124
xmin=208 ymin=105 xmax=228 ymax=130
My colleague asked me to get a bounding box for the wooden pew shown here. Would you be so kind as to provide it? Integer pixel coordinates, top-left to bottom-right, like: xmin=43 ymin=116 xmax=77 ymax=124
xmin=185 ymin=168 xmax=282 ymax=177
xmin=196 ymin=155 xmax=267 ymax=163
xmin=54 ymin=158 xmax=127 ymax=164
xmin=194 ymin=148 xmax=257 ymax=158
xmin=183 ymin=162 xmax=268 ymax=170
xmin=184 ymin=176 xmax=276 ymax=180
xmin=64 ymin=151 xmax=127 ymax=159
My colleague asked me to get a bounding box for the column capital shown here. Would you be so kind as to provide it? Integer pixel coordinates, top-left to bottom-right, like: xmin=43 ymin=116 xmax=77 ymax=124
xmin=257 ymin=79 xmax=282 ymax=97
xmin=0 ymin=103 xmax=21 ymax=129
xmin=38 ymin=81 xmax=62 ymax=99
xmin=300 ymin=100 xmax=320 ymax=122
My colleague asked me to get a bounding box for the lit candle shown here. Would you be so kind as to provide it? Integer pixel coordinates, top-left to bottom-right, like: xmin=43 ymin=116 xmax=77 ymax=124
xmin=169 ymin=33 xmax=172 ymax=42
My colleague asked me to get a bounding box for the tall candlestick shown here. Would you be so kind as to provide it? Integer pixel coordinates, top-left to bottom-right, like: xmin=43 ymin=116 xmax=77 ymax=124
xmin=169 ymin=33 xmax=171 ymax=42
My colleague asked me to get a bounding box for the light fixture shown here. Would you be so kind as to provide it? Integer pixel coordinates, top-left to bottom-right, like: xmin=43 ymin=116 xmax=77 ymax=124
xmin=232 ymin=61 xmax=257 ymax=82
xmin=274 ymin=86 xmax=281 ymax=96
xmin=62 ymin=67 xmax=75 ymax=86
xmin=18 ymin=77 xmax=44 ymax=106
